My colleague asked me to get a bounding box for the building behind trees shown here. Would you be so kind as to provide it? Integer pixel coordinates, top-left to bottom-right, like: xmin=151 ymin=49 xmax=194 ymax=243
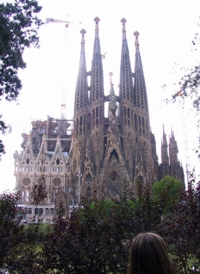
xmin=13 ymin=18 xmax=184 ymax=219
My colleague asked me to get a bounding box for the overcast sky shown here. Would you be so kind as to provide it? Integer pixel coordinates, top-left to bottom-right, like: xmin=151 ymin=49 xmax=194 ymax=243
xmin=0 ymin=0 xmax=200 ymax=193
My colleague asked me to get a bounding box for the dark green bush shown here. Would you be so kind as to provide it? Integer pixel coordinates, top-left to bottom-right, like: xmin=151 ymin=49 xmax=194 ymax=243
xmin=1 ymin=176 xmax=199 ymax=273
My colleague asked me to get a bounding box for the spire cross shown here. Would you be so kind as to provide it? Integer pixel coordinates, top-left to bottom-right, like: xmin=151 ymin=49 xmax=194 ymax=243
xmin=121 ymin=18 xmax=127 ymax=25
xmin=94 ymin=17 xmax=100 ymax=23
xmin=133 ymin=31 xmax=140 ymax=37
xmin=94 ymin=17 xmax=100 ymax=38
xmin=80 ymin=29 xmax=86 ymax=36
xmin=121 ymin=18 xmax=127 ymax=39
xmin=80 ymin=29 xmax=86 ymax=46
xmin=133 ymin=31 xmax=140 ymax=48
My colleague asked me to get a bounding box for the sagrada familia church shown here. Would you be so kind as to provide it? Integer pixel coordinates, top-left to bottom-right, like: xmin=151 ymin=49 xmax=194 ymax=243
xmin=14 ymin=18 xmax=184 ymax=219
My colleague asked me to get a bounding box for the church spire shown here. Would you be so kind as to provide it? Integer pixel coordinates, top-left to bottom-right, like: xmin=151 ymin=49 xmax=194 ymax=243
xmin=119 ymin=18 xmax=134 ymax=102
xmin=94 ymin=17 xmax=100 ymax=40
xmin=108 ymin=72 xmax=117 ymax=124
xmin=169 ymin=130 xmax=178 ymax=165
xmin=161 ymin=125 xmax=169 ymax=164
xmin=133 ymin=31 xmax=148 ymax=111
xmin=74 ymin=29 xmax=88 ymax=113
xmin=90 ymin=17 xmax=104 ymax=103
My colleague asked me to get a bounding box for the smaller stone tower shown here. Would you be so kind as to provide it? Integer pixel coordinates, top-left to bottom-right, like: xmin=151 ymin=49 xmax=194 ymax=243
xmin=159 ymin=128 xmax=185 ymax=185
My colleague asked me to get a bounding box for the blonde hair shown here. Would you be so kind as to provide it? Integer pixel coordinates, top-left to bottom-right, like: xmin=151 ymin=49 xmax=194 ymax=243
xmin=128 ymin=232 xmax=176 ymax=274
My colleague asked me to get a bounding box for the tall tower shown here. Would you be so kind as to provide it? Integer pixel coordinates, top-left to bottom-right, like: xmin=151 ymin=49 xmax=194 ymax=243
xmin=89 ymin=17 xmax=105 ymax=176
xmin=119 ymin=18 xmax=134 ymax=115
xmin=14 ymin=18 xmax=185 ymax=217
xmin=160 ymin=125 xmax=170 ymax=176
xmin=74 ymin=29 xmax=88 ymax=136
xmin=169 ymin=130 xmax=184 ymax=184
xmin=158 ymin=129 xmax=185 ymax=185
xmin=68 ymin=17 xmax=162 ymax=201
xmin=69 ymin=18 xmax=106 ymax=201
xmin=69 ymin=29 xmax=89 ymax=202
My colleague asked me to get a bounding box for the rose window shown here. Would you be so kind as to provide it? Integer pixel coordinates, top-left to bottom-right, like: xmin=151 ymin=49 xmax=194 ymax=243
xmin=23 ymin=177 xmax=31 ymax=186
xmin=53 ymin=178 xmax=61 ymax=186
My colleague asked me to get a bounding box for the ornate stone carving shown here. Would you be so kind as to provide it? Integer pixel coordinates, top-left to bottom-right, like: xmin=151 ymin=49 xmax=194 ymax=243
xmin=53 ymin=178 xmax=61 ymax=187
xmin=23 ymin=177 xmax=31 ymax=186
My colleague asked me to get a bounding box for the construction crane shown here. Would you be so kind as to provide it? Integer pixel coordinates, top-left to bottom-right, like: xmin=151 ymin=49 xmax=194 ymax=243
xmin=46 ymin=18 xmax=69 ymax=27
xmin=181 ymin=106 xmax=191 ymax=186
xmin=176 ymin=93 xmax=191 ymax=187
xmin=46 ymin=17 xmax=71 ymax=119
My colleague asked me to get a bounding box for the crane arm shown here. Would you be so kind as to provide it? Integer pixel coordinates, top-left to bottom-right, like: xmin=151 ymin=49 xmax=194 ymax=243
xmin=46 ymin=18 xmax=69 ymax=24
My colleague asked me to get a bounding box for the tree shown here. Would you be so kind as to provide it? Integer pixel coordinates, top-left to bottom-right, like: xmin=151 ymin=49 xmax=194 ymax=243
xmin=153 ymin=176 xmax=182 ymax=197
xmin=0 ymin=192 xmax=22 ymax=271
xmin=152 ymin=176 xmax=183 ymax=212
xmin=166 ymin=25 xmax=200 ymax=158
xmin=159 ymin=175 xmax=200 ymax=273
xmin=1 ymin=181 xmax=200 ymax=273
xmin=0 ymin=0 xmax=43 ymax=157
xmin=167 ymin=25 xmax=200 ymax=105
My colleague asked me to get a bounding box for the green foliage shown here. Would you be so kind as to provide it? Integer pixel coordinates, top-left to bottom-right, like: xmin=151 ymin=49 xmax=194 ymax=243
xmin=159 ymin=175 xmax=200 ymax=273
xmin=167 ymin=24 xmax=200 ymax=157
xmin=31 ymin=174 xmax=48 ymax=205
xmin=0 ymin=192 xmax=23 ymax=271
xmin=153 ymin=176 xmax=182 ymax=197
xmin=1 ymin=176 xmax=200 ymax=273
xmin=41 ymin=198 xmax=134 ymax=273
xmin=153 ymin=176 xmax=183 ymax=212
xmin=0 ymin=116 xmax=11 ymax=155
xmin=38 ymin=185 xmax=167 ymax=274
xmin=38 ymin=223 xmax=53 ymax=236
xmin=0 ymin=0 xmax=42 ymax=101
xmin=0 ymin=0 xmax=43 ymax=156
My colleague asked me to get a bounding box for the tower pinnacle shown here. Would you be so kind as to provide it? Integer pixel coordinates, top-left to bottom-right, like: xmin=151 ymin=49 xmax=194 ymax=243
xmin=121 ymin=18 xmax=127 ymax=39
xmin=94 ymin=17 xmax=100 ymax=38
xmin=133 ymin=31 xmax=140 ymax=50
xmin=74 ymin=28 xmax=88 ymax=113
xmin=90 ymin=16 xmax=104 ymax=103
xmin=108 ymin=72 xmax=117 ymax=122
xmin=133 ymin=30 xmax=149 ymax=111
xmin=119 ymin=17 xmax=133 ymax=102
xmin=80 ymin=29 xmax=86 ymax=46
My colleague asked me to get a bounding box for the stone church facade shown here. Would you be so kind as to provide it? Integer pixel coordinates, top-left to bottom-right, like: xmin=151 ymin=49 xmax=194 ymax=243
xmin=14 ymin=18 xmax=184 ymax=219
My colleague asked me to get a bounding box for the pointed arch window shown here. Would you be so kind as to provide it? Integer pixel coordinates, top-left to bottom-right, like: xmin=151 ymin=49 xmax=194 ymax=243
xmin=21 ymin=188 xmax=25 ymax=203
xmin=86 ymin=174 xmax=92 ymax=183
xmin=134 ymin=114 xmax=138 ymax=131
xmin=110 ymin=149 xmax=119 ymax=161
xmin=124 ymin=107 xmax=126 ymax=116
xmin=110 ymin=171 xmax=117 ymax=181
xmin=25 ymin=189 xmax=30 ymax=202
xmin=87 ymin=113 xmax=91 ymax=132
xmin=52 ymin=187 xmax=56 ymax=203
xmin=86 ymin=186 xmax=91 ymax=197
xmin=56 ymin=159 xmax=60 ymax=165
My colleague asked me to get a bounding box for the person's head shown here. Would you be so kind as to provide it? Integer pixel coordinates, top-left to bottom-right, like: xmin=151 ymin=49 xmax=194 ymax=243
xmin=128 ymin=232 xmax=176 ymax=274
